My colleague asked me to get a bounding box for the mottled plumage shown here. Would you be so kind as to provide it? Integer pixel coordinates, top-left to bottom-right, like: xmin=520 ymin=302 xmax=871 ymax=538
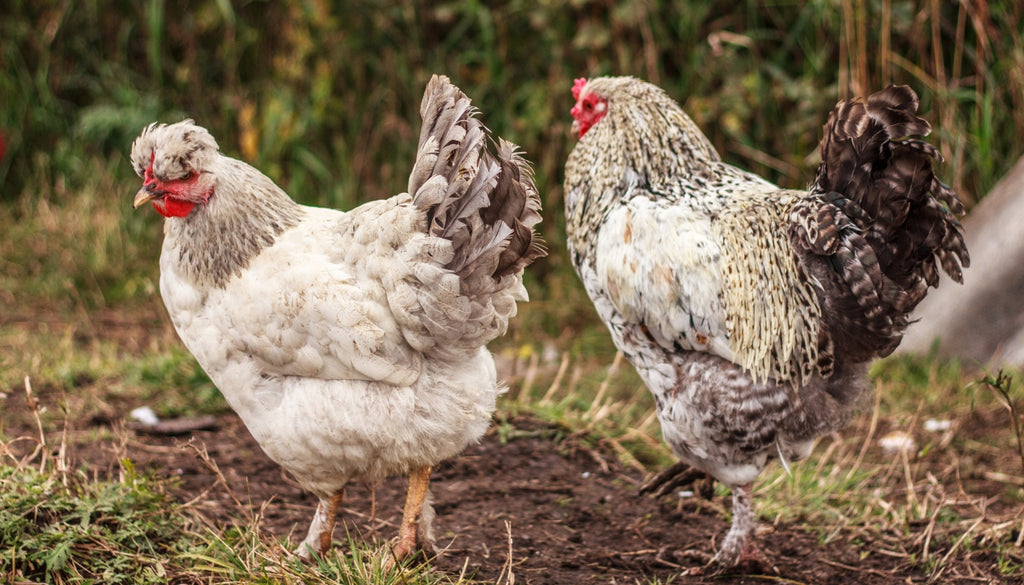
xmin=565 ymin=76 xmax=967 ymax=568
xmin=131 ymin=75 xmax=544 ymax=560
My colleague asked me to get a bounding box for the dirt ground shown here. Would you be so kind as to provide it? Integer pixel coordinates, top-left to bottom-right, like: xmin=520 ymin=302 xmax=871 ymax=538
xmin=1 ymin=307 xmax=1019 ymax=584
xmin=104 ymin=416 xmax=899 ymax=585
xmin=3 ymin=397 xmax=1013 ymax=585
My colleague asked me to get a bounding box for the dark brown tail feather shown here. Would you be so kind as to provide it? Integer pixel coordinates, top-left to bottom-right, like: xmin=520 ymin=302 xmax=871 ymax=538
xmin=791 ymin=85 xmax=969 ymax=363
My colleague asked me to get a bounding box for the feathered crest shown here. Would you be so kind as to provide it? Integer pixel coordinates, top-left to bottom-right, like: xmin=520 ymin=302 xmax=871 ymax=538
xmin=130 ymin=119 xmax=219 ymax=181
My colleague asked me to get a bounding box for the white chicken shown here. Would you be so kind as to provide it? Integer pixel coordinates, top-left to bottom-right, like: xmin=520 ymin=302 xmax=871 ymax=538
xmin=130 ymin=75 xmax=544 ymax=560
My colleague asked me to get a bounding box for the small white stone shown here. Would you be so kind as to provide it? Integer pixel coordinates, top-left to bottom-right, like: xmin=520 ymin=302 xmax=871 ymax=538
xmin=879 ymin=430 xmax=916 ymax=454
xmin=130 ymin=406 xmax=160 ymax=426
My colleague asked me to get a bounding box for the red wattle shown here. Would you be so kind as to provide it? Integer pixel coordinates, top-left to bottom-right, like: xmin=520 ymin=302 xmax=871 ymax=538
xmin=152 ymin=197 xmax=195 ymax=218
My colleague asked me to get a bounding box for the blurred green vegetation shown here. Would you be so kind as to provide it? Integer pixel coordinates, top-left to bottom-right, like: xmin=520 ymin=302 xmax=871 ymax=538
xmin=2 ymin=0 xmax=1022 ymax=341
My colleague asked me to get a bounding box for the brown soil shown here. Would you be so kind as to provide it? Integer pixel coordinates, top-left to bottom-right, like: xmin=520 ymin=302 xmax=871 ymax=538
xmin=5 ymin=393 xmax=1016 ymax=585
xmin=120 ymin=414 xmax=903 ymax=585
xmin=1 ymin=307 xmax=1018 ymax=584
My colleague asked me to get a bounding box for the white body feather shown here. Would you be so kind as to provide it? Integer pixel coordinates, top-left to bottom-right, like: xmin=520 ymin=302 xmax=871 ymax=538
xmin=159 ymin=201 xmax=503 ymax=498
xmin=595 ymin=196 xmax=732 ymax=359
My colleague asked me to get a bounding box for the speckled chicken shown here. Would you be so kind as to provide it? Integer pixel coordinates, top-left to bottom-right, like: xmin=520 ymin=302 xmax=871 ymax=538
xmin=564 ymin=76 xmax=967 ymax=568
xmin=130 ymin=75 xmax=544 ymax=560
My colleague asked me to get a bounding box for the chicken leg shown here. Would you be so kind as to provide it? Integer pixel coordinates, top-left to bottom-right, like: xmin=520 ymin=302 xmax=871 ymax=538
xmin=713 ymin=483 xmax=760 ymax=566
xmin=390 ymin=465 xmax=435 ymax=561
xmin=296 ymin=491 xmax=344 ymax=559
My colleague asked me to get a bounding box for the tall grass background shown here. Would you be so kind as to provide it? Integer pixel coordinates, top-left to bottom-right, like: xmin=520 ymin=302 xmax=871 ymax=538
xmin=3 ymin=0 xmax=1022 ymax=340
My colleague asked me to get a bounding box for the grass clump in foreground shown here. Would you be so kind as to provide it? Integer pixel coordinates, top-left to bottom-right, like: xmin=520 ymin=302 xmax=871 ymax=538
xmin=0 ymin=461 xmax=189 ymax=585
xmin=752 ymin=355 xmax=1024 ymax=580
xmin=0 ymin=386 xmax=195 ymax=585
xmin=0 ymin=455 xmax=467 ymax=585
xmin=188 ymin=528 xmax=481 ymax=585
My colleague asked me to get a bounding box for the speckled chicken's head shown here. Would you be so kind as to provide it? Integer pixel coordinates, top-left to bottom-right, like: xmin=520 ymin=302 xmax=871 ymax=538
xmin=570 ymin=78 xmax=609 ymax=138
xmin=130 ymin=120 xmax=219 ymax=218
xmin=571 ymin=76 xmax=681 ymax=139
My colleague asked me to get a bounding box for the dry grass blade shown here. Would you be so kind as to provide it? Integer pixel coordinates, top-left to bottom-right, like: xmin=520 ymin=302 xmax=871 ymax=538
xmin=515 ymin=351 xmax=541 ymax=403
xmin=495 ymin=520 xmax=516 ymax=585
xmin=539 ymin=352 xmax=570 ymax=405
xmin=845 ymin=389 xmax=882 ymax=485
xmin=184 ymin=438 xmax=248 ymax=513
xmin=584 ymin=351 xmax=623 ymax=420
xmin=23 ymin=376 xmax=47 ymax=472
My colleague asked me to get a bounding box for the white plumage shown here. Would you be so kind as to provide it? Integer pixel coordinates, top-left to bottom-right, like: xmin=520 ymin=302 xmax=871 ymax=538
xmin=131 ymin=75 xmax=544 ymax=560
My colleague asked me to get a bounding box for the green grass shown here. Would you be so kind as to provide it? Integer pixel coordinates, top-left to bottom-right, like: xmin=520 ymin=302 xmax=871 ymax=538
xmin=751 ymin=357 xmax=1024 ymax=578
xmin=500 ymin=348 xmax=675 ymax=472
xmin=186 ymin=530 xmax=474 ymax=585
xmin=0 ymin=462 xmax=471 ymax=585
xmin=3 ymin=1 xmax=1023 ymax=306
xmin=0 ymin=152 xmax=159 ymax=311
xmin=0 ymin=462 xmax=192 ymax=584
xmin=0 ymin=389 xmax=480 ymax=585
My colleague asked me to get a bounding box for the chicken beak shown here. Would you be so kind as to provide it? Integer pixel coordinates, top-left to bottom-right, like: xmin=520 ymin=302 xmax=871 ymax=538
xmin=133 ymin=187 xmax=155 ymax=209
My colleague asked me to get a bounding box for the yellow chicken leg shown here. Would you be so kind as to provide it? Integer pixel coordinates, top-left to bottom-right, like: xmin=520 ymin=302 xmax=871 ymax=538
xmin=391 ymin=465 xmax=433 ymax=561
xmin=296 ymin=491 xmax=344 ymax=559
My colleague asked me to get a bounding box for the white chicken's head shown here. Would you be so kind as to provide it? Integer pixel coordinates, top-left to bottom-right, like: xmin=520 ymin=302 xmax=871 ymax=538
xmin=130 ymin=120 xmax=219 ymax=218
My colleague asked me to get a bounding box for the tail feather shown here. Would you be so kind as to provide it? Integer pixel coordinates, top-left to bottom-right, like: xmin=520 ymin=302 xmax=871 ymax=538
xmin=487 ymin=140 xmax=545 ymax=278
xmin=408 ymin=74 xmax=545 ymax=286
xmin=792 ymin=85 xmax=969 ymax=361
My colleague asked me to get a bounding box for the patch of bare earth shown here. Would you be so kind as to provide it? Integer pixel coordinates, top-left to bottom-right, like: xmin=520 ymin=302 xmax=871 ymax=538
xmin=4 ymin=377 xmax=1021 ymax=585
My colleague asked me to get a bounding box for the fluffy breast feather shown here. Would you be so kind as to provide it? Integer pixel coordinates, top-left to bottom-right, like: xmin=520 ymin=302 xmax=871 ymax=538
xmin=162 ymin=193 xmax=511 ymax=397
xmin=159 ymin=198 xmax=506 ymax=496
xmin=590 ymin=179 xmax=824 ymax=385
xmin=595 ymin=195 xmax=731 ymax=358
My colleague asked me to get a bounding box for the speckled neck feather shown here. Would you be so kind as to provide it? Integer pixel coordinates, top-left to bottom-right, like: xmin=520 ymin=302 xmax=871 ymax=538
xmin=565 ymin=76 xmax=723 ymax=244
xmin=165 ymin=158 xmax=303 ymax=289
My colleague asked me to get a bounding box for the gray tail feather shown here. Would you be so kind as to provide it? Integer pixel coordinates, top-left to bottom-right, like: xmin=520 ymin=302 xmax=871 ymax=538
xmin=408 ymin=75 xmax=545 ymax=286
xmin=790 ymin=85 xmax=969 ymax=363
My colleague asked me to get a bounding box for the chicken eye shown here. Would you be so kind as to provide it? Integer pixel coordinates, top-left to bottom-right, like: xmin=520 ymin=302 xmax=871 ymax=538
xmin=583 ymin=101 xmax=593 ymax=111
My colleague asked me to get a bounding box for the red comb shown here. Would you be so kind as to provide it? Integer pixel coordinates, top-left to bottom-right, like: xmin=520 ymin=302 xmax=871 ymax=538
xmin=572 ymin=78 xmax=587 ymax=100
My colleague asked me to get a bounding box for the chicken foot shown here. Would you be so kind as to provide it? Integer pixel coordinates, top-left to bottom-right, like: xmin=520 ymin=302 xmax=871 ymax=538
xmin=711 ymin=483 xmax=766 ymax=568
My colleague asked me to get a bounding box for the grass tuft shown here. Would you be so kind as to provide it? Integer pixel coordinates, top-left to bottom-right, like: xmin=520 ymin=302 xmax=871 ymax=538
xmin=981 ymin=370 xmax=1024 ymax=474
xmin=1 ymin=381 xmax=195 ymax=584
